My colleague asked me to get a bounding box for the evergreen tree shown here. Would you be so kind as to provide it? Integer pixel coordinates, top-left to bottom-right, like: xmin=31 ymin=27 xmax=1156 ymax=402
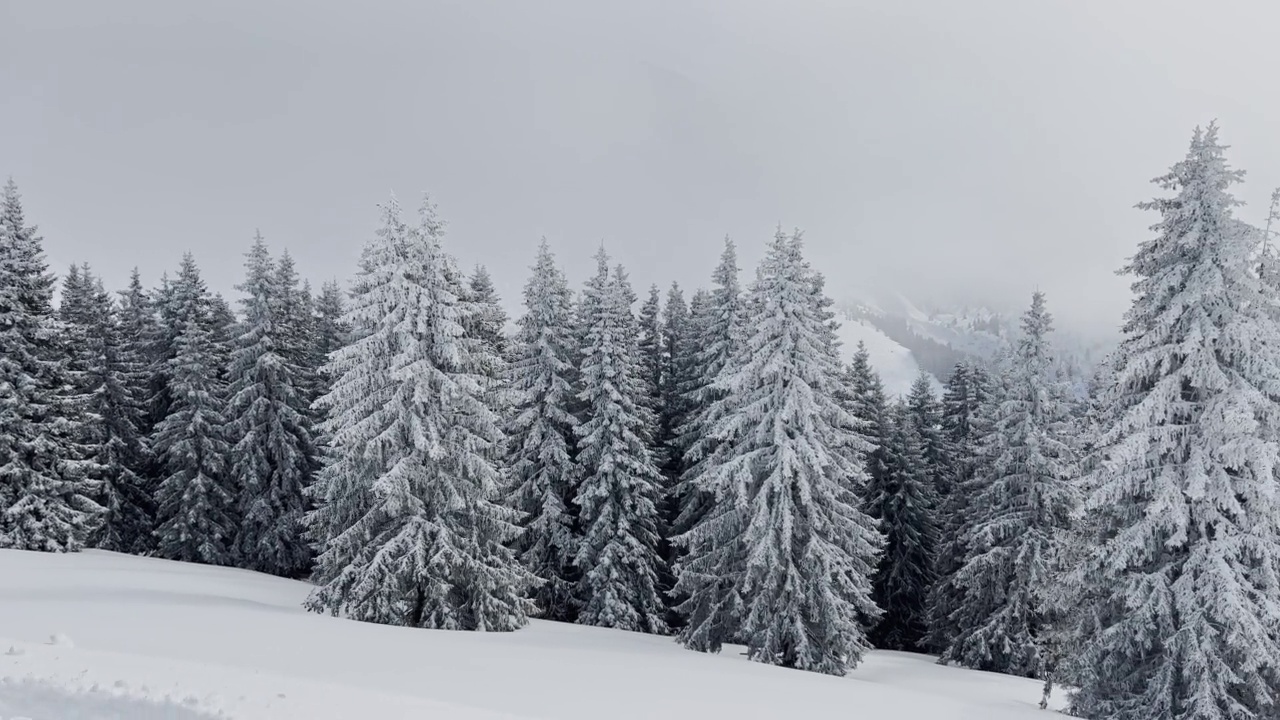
xmin=1071 ymin=124 xmax=1280 ymax=720
xmin=0 ymin=180 xmax=101 ymax=552
xmin=675 ymin=239 xmax=742 ymax=537
xmin=572 ymin=250 xmax=669 ymax=634
xmin=867 ymin=400 xmax=938 ymax=651
xmin=941 ymin=292 xmax=1076 ymax=677
xmin=657 ymin=283 xmax=694 ymax=625
xmin=61 ymin=264 xmax=153 ymax=553
xmin=674 ymin=229 xmax=882 ymax=675
xmin=906 ymin=371 xmax=946 ymax=497
xmin=636 ymin=285 xmax=664 ymax=411
xmin=306 ymin=195 xmax=534 ymax=631
xmin=151 ymin=254 xmax=236 ymax=565
xmin=924 ymin=361 xmax=992 ymax=653
xmin=467 ymin=265 xmax=509 ymax=362
xmin=225 ymin=234 xmax=315 ymax=577
xmin=846 ymin=342 xmax=891 ymax=495
xmin=508 ymin=240 xmax=581 ymax=622
xmin=313 ymin=279 xmax=349 ymax=366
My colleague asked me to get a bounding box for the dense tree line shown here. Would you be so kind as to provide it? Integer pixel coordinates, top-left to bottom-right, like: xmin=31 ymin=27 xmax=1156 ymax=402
xmin=4 ymin=121 xmax=1280 ymax=718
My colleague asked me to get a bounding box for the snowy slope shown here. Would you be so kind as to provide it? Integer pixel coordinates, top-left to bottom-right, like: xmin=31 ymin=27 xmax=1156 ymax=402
xmin=834 ymin=317 xmax=926 ymax=398
xmin=0 ymin=550 xmax=1063 ymax=720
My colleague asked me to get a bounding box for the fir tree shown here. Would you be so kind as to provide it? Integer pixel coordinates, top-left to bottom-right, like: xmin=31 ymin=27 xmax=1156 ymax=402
xmin=675 ymin=239 xmax=742 ymax=537
xmin=867 ymin=400 xmax=938 ymax=651
xmin=924 ymin=361 xmax=992 ymax=653
xmin=467 ymin=265 xmax=509 ymax=362
xmin=941 ymin=292 xmax=1076 ymax=678
xmin=1071 ymin=124 xmax=1280 ymax=720
xmin=225 ymin=234 xmax=315 ymax=577
xmin=313 ymin=279 xmax=349 ymax=365
xmin=675 ymin=229 xmax=882 ymax=675
xmin=508 ymin=240 xmax=581 ymax=622
xmin=61 ymin=264 xmax=153 ymax=553
xmin=151 ymin=254 xmax=236 ymax=565
xmin=636 ymin=285 xmax=664 ymax=411
xmin=0 ymin=180 xmax=101 ymax=552
xmin=572 ymin=250 xmax=669 ymax=634
xmin=906 ymin=371 xmax=947 ymax=497
xmin=306 ymin=195 xmax=534 ymax=631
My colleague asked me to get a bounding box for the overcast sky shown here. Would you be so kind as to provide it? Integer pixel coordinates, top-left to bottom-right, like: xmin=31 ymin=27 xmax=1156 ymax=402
xmin=3 ymin=0 xmax=1278 ymax=337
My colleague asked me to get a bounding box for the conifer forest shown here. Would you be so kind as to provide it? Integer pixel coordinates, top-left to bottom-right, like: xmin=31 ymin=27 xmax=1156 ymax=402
xmin=5 ymin=121 xmax=1280 ymax=720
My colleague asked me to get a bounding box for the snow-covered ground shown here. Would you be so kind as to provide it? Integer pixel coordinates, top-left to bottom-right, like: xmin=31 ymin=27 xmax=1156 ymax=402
xmin=0 ymin=549 xmax=1062 ymax=719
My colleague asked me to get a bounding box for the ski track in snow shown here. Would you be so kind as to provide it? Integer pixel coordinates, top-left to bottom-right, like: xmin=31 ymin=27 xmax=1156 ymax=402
xmin=0 ymin=549 xmax=1063 ymax=720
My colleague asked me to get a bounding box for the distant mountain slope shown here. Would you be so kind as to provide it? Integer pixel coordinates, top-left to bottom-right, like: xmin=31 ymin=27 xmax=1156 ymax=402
xmin=837 ymin=290 xmax=1108 ymax=397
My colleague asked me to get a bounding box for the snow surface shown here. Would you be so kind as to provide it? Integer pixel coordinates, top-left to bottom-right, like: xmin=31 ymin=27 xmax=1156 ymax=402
xmin=834 ymin=317 xmax=928 ymax=397
xmin=0 ymin=549 xmax=1063 ymax=719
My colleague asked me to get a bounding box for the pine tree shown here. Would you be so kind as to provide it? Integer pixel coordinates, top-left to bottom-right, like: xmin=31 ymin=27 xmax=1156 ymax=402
xmin=1071 ymin=124 xmax=1280 ymax=720
xmin=0 ymin=180 xmax=102 ymax=552
xmin=867 ymin=400 xmax=938 ymax=651
xmin=924 ymin=361 xmax=992 ymax=653
xmin=306 ymin=195 xmax=534 ymax=631
xmin=846 ymin=342 xmax=891 ymax=495
xmin=508 ymin=240 xmax=581 ymax=622
xmin=61 ymin=264 xmax=153 ymax=553
xmin=225 ymin=234 xmax=315 ymax=577
xmin=941 ymin=292 xmax=1076 ymax=678
xmin=674 ymin=229 xmax=882 ymax=675
xmin=151 ymin=254 xmax=236 ymax=565
xmin=572 ymin=250 xmax=669 ymax=634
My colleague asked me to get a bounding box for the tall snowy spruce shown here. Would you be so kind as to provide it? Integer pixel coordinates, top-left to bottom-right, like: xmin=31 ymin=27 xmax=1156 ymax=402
xmin=306 ymin=195 xmax=534 ymax=631
xmin=225 ymin=234 xmax=316 ymax=577
xmin=571 ymin=250 xmax=669 ymax=634
xmin=0 ymin=180 xmax=101 ymax=552
xmin=924 ymin=361 xmax=992 ymax=653
xmin=507 ymin=240 xmax=582 ymax=622
xmin=941 ymin=292 xmax=1076 ymax=678
xmin=151 ymin=254 xmax=237 ymax=565
xmin=1070 ymin=124 xmax=1280 ymax=720
xmin=867 ymin=400 xmax=938 ymax=652
xmin=674 ymin=239 xmax=743 ymax=537
xmin=674 ymin=229 xmax=882 ymax=675
xmin=60 ymin=263 xmax=154 ymax=553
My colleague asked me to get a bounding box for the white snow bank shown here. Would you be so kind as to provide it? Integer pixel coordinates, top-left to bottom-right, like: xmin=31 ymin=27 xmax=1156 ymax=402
xmin=0 ymin=549 xmax=1062 ymax=719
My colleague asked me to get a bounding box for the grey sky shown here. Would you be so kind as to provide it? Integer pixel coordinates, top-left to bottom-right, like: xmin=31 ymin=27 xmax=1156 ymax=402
xmin=3 ymin=0 xmax=1278 ymax=337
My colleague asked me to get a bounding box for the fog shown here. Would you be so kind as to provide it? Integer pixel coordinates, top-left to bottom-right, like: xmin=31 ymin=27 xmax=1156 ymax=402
xmin=3 ymin=0 xmax=1278 ymax=338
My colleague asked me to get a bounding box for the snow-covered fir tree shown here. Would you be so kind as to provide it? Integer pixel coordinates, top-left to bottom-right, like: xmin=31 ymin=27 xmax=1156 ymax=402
xmin=636 ymin=285 xmax=664 ymax=411
xmin=656 ymin=282 xmax=694 ymax=625
xmin=924 ymin=361 xmax=992 ymax=653
xmin=468 ymin=265 xmax=509 ymax=362
xmin=1070 ymin=124 xmax=1280 ymax=720
xmin=466 ymin=264 xmax=511 ymax=437
xmin=0 ymin=180 xmax=102 ymax=552
xmin=867 ymin=399 xmax=938 ymax=652
xmin=60 ymin=263 xmax=153 ymax=553
xmin=674 ymin=229 xmax=882 ymax=676
xmin=507 ymin=240 xmax=581 ymax=622
xmin=906 ymin=371 xmax=947 ymax=496
xmin=941 ymin=292 xmax=1076 ymax=678
xmin=572 ymin=250 xmax=669 ymax=634
xmin=306 ymin=195 xmax=534 ymax=631
xmin=674 ymin=239 xmax=742 ymax=537
xmin=313 ymin=279 xmax=348 ymax=367
xmin=225 ymin=234 xmax=315 ymax=577
xmin=151 ymin=254 xmax=237 ymax=565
